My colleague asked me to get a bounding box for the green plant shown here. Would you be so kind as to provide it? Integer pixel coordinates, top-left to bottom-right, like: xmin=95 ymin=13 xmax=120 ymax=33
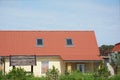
xmin=0 ymin=70 xmax=6 ymax=80
xmin=26 ymin=75 xmax=46 ymax=80
xmin=93 ymin=62 xmax=110 ymax=80
xmin=46 ymin=66 xmax=59 ymax=80
xmin=6 ymin=67 xmax=27 ymax=80
xmin=110 ymin=52 xmax=120 ymax=75
xmin=59 ymin=70 xmax=94 ymax=80
xmin=2 ymin=66 xmax=120 ymax=80
xmin=108 ymin=75 xmax=120 ymax=80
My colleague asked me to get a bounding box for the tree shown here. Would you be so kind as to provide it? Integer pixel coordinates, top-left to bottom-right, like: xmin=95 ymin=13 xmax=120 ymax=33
xmin=110 ymin=52 xmax=120 ymax=75
xmin=99 ymin=45 xmax=114 ymax=56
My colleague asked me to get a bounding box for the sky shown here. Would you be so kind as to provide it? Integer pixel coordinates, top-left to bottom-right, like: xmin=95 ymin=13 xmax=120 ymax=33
xmin=0 ymin=0 xmax=120 ymax=46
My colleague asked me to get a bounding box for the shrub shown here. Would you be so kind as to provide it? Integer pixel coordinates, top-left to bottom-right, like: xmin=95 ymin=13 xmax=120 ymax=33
xmin=5 ymin=67 xmax=46 ymax=80
xmin=26 ymin=75 xmax=46 ymax=80
xmin=59 ymin=70 xmax=94 ymax=80
xmin=0 ymin=70 xmax=6 ymax=80
xmin=6 ymin=67 xmax=27 ymax=80
xmin=46 ymin=66 xmax=59 ymax=80
xmin=83 ymin=73 xmax=94 ymax=80
xmin=108 ymin=75 xmax=120 ymax=80
xmin=1 ymin=66 xmax=120 ymax=80
xmin=93 ymin=62 xmax=110 ymax=80
xmin=69 ymin=70 xmax=84 ymax=80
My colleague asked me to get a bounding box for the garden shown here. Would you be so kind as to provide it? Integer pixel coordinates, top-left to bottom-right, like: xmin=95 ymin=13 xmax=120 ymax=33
xmin=0 ymin=64 xmax=120 ymax=80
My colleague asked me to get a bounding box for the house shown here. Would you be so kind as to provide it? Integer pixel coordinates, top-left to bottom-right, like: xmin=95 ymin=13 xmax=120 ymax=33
xmin=112 ymin=43 xmax=120 ymax=53
xmin=0 ymin=30 xmax=101 ymax=76
xmin=103 ymin=42 xmax=120 ymax=75
xmin=111 ymin=42 xmax=120 ymax=75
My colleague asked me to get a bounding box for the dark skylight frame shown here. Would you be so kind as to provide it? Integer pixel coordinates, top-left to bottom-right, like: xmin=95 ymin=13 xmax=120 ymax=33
xmin=66 ymin=38 xmax=73 ymax=46
xmin=36 ymin=38 xmax=44 ymax=46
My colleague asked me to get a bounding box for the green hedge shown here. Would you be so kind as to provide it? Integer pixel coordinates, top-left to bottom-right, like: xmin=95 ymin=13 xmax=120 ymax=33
xmin=59 ymin=71 xmax=94 ymax=80
xmin=0 ymin=67 xmax=120 ymax=80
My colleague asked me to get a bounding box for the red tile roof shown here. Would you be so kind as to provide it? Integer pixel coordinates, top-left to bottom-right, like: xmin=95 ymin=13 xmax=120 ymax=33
xmin=112 ymin=43 xmax=120 ymax=52
xmin=0 ymin=31 xmax=101 ymax=60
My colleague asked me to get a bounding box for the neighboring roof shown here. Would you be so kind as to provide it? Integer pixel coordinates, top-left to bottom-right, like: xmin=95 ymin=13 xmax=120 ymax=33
xmin=112 ymin=42 xmax=120 ymax=52
xmin=0 ymin=30 xmax=101 ymax=60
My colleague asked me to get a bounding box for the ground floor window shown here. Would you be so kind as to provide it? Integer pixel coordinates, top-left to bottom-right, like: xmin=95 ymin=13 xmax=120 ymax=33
xmin=77 ymin=64 xmax=85 ymax=72
xmin=41 ymin=61 xmax=49 ymax=74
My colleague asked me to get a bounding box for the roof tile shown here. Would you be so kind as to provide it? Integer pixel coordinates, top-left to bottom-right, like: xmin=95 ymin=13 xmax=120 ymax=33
xmin=0 ymin=31 xmax=101 ymax=60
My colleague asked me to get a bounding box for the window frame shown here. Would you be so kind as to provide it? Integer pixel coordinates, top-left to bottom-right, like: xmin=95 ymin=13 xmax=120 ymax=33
xmin=36 ymin=38 xmax=44 ymax=47
xmin=77 ymin=64 xmax=85 ymax=73
xmin=66 ymin=38 xmax=74 ymax=46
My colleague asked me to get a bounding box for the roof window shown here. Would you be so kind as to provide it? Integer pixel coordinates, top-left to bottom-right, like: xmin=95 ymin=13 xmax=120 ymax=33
xmin=66 ymin=38 xmax=73 ymax=46
xmin=36 ymin=39 xmax=44 ymax=46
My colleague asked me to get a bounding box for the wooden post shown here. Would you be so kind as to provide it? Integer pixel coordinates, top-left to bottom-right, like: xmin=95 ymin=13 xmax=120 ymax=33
xmin=31 ymin=65 xmax=33 ymax=74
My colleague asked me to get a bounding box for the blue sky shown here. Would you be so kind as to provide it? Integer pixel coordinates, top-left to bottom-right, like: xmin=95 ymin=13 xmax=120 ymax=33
xmin=0 ymin=0 xmax=120 ymax=46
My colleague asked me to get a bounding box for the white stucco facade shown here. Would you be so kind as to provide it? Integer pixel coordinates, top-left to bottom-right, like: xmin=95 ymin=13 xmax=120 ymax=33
xmin=4 ymin=56 xmax=64 ymax=76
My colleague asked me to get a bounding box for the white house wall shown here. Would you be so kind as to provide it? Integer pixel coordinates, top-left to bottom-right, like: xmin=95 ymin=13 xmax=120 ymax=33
xmin=5 ymin=58 xmax=12 ymax=73
xmin=4 ymin=56 xmax=64 ymax=77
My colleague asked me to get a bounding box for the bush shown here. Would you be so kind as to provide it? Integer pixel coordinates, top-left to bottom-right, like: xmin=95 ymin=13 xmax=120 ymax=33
xmin=5 ymin=67 xmax=46 ymax=80
xmin=69 ymin=71 xmax=84 ymax=80
xmin=108 ymin=75 xmax=120 ymax=80
xmin=46 ymin=66 xmax=59 ymax=80
xmin=26 ymin=75 xmax=46 ymax=80
xmin=6 ymin=67 xmax=28 ymax=80
xmin=93 ymin=62 xmax=110 ymax=80
xmin=1 ymin=66 xmax=120 ymax=80
xmin=59 ymin=70 xmax=94 ymax=80
xmin=0 ymin=70 xmax=6 ymax=80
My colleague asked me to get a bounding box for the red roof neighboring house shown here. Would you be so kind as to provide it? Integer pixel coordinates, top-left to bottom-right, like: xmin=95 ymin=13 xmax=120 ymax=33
xmin=112 ymin=43 xmax=120 ymax=52
xmin=0 ymin=31 xmax=101 ymax=61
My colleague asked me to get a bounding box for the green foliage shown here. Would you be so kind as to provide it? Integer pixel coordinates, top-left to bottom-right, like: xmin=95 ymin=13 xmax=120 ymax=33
xmin=26 ymin=75 xmax=46 ymax=80
xmin=59 ymin=70 xmax=94 ymax=80
xmin=108 ymin=75 xmax=120 ymax=80
xmin=1 ymin=66 xmax=120 ymax=80
xmin=111 ymin=52 xmax=120 ymax=66
xmin=5 ymin=67 xmax=46 ymax=80
xmin=110 ymin=52 xmax=120 ymax=75
xmin=0 ymin=70 xmax=6 ymax=80
xmin=6 ymin=67 xmax=28 ymax=80
xmin=93 ymin=62 xmax=110 ymax=80
xmin=46 ymin=66 xmax=59 ymax=80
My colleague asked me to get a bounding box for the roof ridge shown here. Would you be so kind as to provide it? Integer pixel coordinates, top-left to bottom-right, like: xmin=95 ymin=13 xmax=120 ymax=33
xmin=0 ymin=30 xmax=94 ymax=32
xmin=115 ymin=42 xmax=120 ymax=45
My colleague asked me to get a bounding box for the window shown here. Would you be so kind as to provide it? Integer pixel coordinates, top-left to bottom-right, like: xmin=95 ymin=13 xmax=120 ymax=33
xmin=41 ymin=61 xmax=49 ymax=74
xmin=36 ymin=39 xmax=44 ymax=46
xmin=77 ymin=64 xmax=85 ymax=72
xmin=66 ymin=38 xmax=73 ymax=46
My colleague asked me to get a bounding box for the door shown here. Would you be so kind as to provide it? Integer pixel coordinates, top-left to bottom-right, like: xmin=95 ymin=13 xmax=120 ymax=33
xmin=77 ymin=64 xmax=85 ymax=72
